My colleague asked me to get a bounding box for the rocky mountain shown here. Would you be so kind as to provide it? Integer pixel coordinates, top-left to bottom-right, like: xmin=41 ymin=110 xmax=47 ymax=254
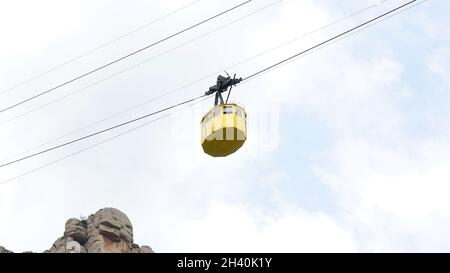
xmin=0 ymin=207 xmax=153 ymax=253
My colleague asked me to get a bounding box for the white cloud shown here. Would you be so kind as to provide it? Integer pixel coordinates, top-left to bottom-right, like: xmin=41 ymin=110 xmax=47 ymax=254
xmin=159 ymin=201 xmax=356 ymax=252
xmin=302 ymin=37 xmax=450 ymax=251
xmin=315 ymin=135 xmax=450 ymax=251
xmin=0 ymin=0 xmax=82 ymax=60
xmin=428 ymin=47 xmax=450 ymax=87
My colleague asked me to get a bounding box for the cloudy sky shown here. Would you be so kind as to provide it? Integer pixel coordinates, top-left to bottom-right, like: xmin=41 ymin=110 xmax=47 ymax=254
xmin=0 ymin=0 xmax=448 ymax=252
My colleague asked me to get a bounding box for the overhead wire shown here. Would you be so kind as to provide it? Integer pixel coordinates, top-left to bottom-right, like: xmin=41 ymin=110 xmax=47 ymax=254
xmin=0 ymin=0 xmax=427 ymax=184
xmin=0 ymin=94 xmax=207 ymax=169
xmin=0 ymin=0 xmax=389 ymax=164
xmin=0 ymin=0 xmax=421 ymax=167
xmin=243 ymin=0 xmax=428 ymax=84
xmin=0 ymin=96 xmax=211 ymax=185
xmin=0 ymin=0 xmax=282 ymax=127
xmin=243 ymin=0 xmax=420 ymax=81
xmin=0 ymin=0 xmax=252 ymax=114
xmin=0 ymin=0 xmax=204 ymax=97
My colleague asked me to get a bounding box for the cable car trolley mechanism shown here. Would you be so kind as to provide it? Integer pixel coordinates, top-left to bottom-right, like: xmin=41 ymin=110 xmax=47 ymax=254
xmin=201 ymin=73 xmax=247 ymax=157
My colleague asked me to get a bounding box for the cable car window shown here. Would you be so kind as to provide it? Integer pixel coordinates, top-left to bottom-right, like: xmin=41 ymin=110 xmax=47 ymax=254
xmin=223 ymin=106 xmax=233 ymax=114
xmin=214 ymin=108 xmax=221 ymax=117
xmin=235 ymin=109 xmax=242 ymax=117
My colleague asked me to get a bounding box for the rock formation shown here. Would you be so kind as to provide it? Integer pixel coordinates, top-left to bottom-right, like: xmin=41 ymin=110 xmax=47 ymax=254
xmin=0 ymin=246 xmax=13 ymax=253
xmin=1 ymin=208 xmax=153 ymax=253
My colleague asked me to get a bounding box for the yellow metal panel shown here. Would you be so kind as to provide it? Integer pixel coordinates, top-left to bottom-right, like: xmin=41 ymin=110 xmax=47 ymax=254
xmin=201 ymin=103 xmax=247 ymax=157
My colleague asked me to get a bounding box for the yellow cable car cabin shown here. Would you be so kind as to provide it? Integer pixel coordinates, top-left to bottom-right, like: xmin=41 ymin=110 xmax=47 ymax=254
xmin=201 ymin=74 xmax=246 ymax=157
xmin=201 ymin=103 xmax=247 ymax=157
